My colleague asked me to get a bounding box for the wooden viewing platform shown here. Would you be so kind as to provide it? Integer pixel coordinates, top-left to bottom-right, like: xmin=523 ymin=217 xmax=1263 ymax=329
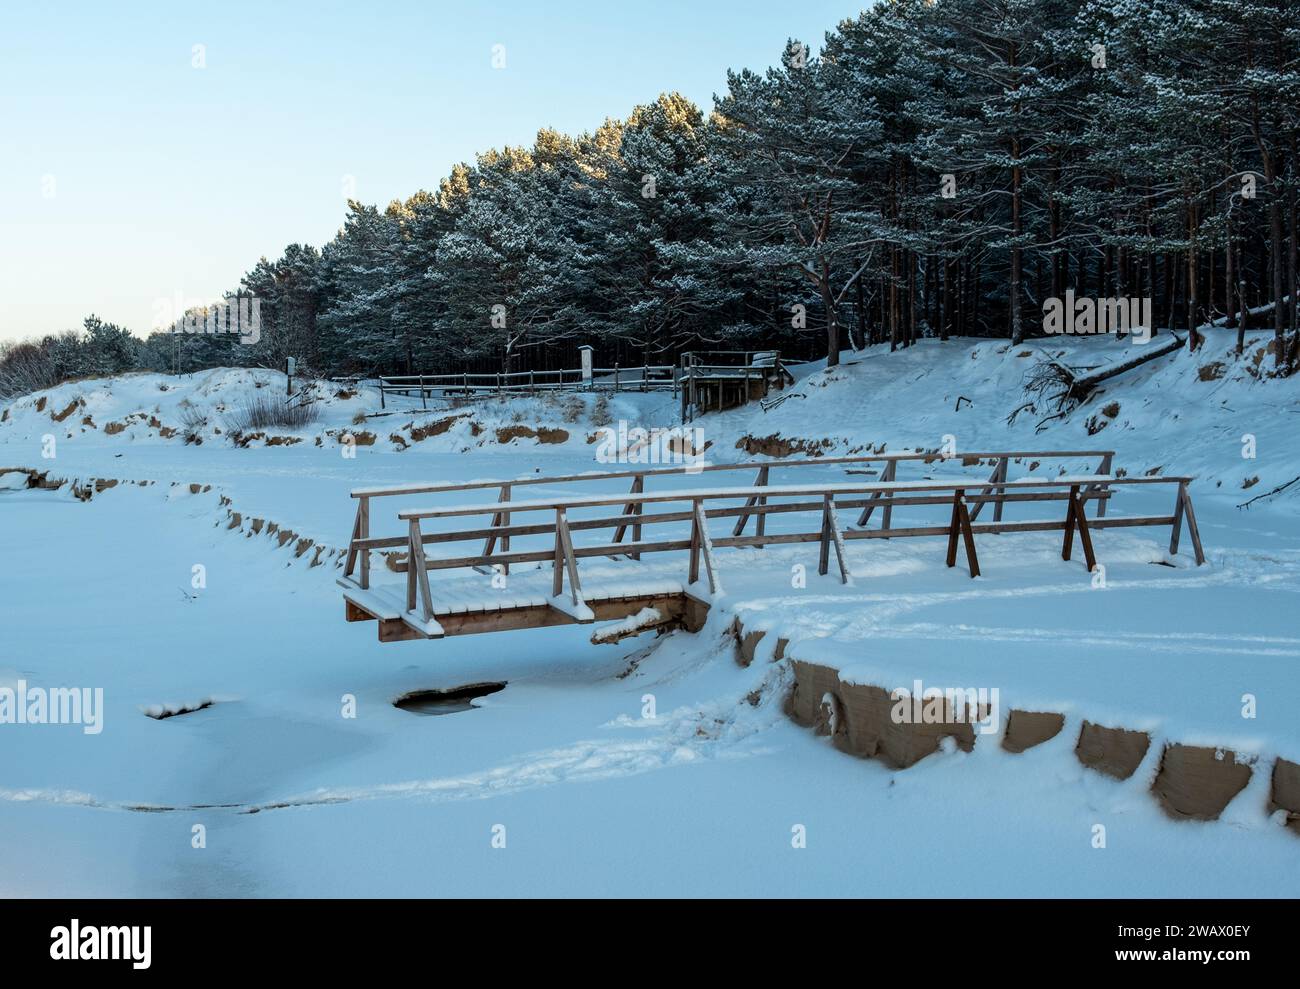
xmin=338 ymin=449 xmax=1204 ymax=643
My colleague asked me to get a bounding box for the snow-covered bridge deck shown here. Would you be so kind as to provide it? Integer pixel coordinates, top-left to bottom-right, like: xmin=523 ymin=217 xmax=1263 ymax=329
xmin=338 ymin=450 xmax=1204 ymax=643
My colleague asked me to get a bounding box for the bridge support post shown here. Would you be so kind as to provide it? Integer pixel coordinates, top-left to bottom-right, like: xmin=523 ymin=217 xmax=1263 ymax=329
xmin=945 ymin=489 xmax=980 ymax=578
xmin=482 ymin=483 xmax=512 ymax=574
xmin=733 ymin=465 xmax=770 ymax=540
xmin=612 ymin=475 xmax=645 ymax=559
xmin=857 ymin=458 xmax=897 ymax=528
xmin=1094 ymin=452 xmax=1113 ymax=518
xmin=970 ymin=457 xmax=1009 ymax=524
xmin=345 ymin=496 xmax=372 ymax=589
xmin=1169 ymin=480 xmax=1205 ymax=565
xmin=552 ymin=508 xmax=584 ymax=605
xmin=1062 ymin=484 xmax=1097 ymax=572
xmin=818 ymin=494 xmax=851 ymax=584
xmin=689 ymin=499 xmax=720 ymax=595
xmin=407 ymin=519 xmax=433 ymax=619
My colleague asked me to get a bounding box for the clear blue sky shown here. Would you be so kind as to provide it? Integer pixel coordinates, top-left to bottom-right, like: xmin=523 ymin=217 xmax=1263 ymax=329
xmin=0 ymin=0 xmax=861 ymax=342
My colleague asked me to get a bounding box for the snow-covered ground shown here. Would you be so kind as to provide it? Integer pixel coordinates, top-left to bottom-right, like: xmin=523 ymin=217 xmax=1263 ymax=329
xmin=2 ymin=334 xmax=1298 ymax=897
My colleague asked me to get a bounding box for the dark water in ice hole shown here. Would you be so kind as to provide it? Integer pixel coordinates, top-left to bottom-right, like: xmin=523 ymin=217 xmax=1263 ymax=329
xmin=393 ymin=682 xmax=507 ymax=716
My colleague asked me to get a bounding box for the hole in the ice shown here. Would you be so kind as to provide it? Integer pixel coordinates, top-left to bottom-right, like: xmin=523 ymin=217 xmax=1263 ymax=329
xmin=143 ymin=699 xmax=214 ymax=720
xmin=394 ymin=682 xmax=506 ymax=716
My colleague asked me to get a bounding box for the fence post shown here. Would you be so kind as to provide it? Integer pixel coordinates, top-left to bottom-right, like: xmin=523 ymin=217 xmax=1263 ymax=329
xmin=881 ymin=459 xmax=897 ymax=534
xmin=359 ymin=496 xmax=371 ymax=589
xmin=1096 ymin=452 xmax=1114 ymax=518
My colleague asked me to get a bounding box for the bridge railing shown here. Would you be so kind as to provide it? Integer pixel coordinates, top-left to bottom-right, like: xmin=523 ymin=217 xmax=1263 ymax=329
xmin=375 ymin=474 xmax=1202 ymax=623
xmin=342 ymin=449 xmax=1117 ymax=590
xmin=376 ymin=364 xmax=678 ymax=408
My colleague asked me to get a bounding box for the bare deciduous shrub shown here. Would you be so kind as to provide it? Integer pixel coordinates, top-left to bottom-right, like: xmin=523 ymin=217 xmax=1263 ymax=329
xmin=560 ymin=395 xmax=585 ymax=423
xmin=591 ymin=394 xmax=613 ymax=427
xmin=0 ymin=340 xmax=61 ymax=399
xmin=177 ymin=401 xmax=209 ymax=444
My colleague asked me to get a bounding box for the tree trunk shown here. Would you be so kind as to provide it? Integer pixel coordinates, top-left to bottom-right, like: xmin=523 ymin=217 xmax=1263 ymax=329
xmin=820 ymin=260 xmax=840 ymax=368
xmin=1010 ymin=133 xmax=1024 ymax=344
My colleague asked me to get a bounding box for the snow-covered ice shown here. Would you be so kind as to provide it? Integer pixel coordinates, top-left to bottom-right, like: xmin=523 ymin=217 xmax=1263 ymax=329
xmin=2 ymin=337 xmax=1298 ymax=896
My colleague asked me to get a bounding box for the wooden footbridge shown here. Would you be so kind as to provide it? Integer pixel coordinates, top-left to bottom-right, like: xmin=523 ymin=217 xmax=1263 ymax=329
xmin=339 ymin=449 xmax=1205 ymax=642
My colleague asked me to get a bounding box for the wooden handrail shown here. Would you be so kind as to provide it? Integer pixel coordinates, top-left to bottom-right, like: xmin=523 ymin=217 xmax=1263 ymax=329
xmin=394 ymin=475 xmax=1184 ymax=522
xmin=350 ymin=488 xmax=1116 ymax=554
xmin=346 ymin=451 xmax=1113 ymax=579
xmin=343 ymin=456 xmax=1205 ymax=634
xmin=349 ymin=449 xmax=1115 ymax=500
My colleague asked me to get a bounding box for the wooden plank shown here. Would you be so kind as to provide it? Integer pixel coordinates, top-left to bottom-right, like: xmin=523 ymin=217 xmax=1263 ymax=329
xmin=1062 ymin=487 xmax=1079 ymax=562
xmin=405 ymin=520 xmax=418 ymax=612
xmin=340 ymin=584 xmax=402 ymax=621
xmin=825 ymin=494 xmax=851 ymax=584
xmin=1072 ymin=487 xmax=1098 ymax=572
xmin=1179 ymin=481 xmax=1206 ymax=565
xmin=958 ymin=494 xmax=980 ymax=578
xmin=854 ymin=458 xmax=897 ymax=527
xmin=970 ymin=457 xmax=1008 ymax=523
xmin=393 ymin=507 xmax=1170 ymax=575
xmin=880 ymin=460 xmax=897 ymax=533
xmin=946 ymin=490 xmax=963 ymax=569
xmin=359 ymin=496 xmax=370 ymax=589
xmin=556 ymin=508 xmax=584 ymax=606
xmin=398 ymin=475 xmax=1169 ymax=522
xmin=1169 ymin=483 xmax=1186 ymax=556
xmin=400 ymin=611 xmax=445 ymax=639
xmin=481 ymin=484 xmax=508 ymax=559
xmin=552 ymin=510 xmax=564 ymax=598
xmin=612 ymin=476 xmax=645 ymax=560
xmin=345 ymin=599 xmax=373 ymax=623
xmin=379 ymin=618 xmax=424 ymax=643
xmin=631 ymin=475 xmax=643 ymax=560
xmin=1094 ymin=452 xmax=1113 ymax=518
xmin=343 ymin=501 xmax=363 ymax=578
xmin=992 ymin=457 xmax=1009 ymax=524
xmin=357 ymin=489 xmax=1118 ymax=555
xmin=350 ymin=449 xmax=1117 ymax=500
xmin=733 ymin=465 xmax=769 ymax=537
xmin=410 ymin=519 xmax=435 ymax=621
xmin=688 ymin=500 xmax=701 ymax=585
xmin=547 ymin=596 xmax=595 ymax=623
xmin=818 ymin=493 xmax=831 ymax=576
xmin=692 ymin=499 xmax=721 ymax=595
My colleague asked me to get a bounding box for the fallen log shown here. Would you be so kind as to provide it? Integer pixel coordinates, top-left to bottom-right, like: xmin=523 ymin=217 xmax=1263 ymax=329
xmin=1027 ymin=333 xmax=1184 ymax=415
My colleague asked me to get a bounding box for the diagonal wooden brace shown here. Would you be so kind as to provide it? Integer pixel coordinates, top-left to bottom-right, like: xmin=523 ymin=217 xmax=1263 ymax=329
xmin=1062 ymin=484 xmax=1097 ymax=572
xmin=944 ymin=489 xmax=980 ymax=578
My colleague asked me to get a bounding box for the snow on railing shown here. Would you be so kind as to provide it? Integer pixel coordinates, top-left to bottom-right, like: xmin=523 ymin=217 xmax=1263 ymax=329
xmin=339 ymin=450 xmax=1204 ymax=642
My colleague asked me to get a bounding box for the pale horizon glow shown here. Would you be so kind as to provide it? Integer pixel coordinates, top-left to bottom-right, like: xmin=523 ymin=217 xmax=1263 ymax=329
xmin=0 ymin=0 xmax=857 ymax=343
